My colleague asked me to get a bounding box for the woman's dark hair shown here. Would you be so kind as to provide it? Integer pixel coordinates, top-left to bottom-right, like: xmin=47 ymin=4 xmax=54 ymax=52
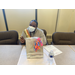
xmin=30 ymin=20 xmax=38 ymax=27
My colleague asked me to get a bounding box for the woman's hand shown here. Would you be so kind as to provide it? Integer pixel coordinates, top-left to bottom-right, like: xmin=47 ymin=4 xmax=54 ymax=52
xmin=20 ymin=36 xmax=25 ymax=43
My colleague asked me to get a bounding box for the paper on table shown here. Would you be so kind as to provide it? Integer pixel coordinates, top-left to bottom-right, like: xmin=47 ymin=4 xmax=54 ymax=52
xmin=43 ymin=45 xmax=62 ymax=56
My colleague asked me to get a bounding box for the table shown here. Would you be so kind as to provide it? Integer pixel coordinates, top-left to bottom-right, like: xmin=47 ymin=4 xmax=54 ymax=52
xmin=17 ymin=46 xmax=56 ymax=65
xmin=0 ymin=45 xmax=22 ymax=65
xmin=0 ymin=45 xmax=75 ymax=65
xmin=54 ymin=45 xmax=75 ymax=65
xmin=17 ymin=45 xmax=75 ymax=65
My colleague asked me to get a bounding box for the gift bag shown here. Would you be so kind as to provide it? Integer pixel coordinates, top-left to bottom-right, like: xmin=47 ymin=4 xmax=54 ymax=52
xmin=26 ymin=37 xmax=43 ymax=59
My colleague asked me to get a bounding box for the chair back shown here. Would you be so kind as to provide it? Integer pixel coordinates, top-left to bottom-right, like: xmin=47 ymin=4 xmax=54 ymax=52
xmin=0 ymin=30 xmax=19 ymax=45
xmin=42 ymin=29 xmax=47 ymax=36
xmin=52 ymin=32 xmax=75 ymax=45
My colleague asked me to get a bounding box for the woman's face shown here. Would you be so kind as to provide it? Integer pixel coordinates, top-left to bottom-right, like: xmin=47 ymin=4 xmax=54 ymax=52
xmin=29 ymin=21 xmax=37 ymax=29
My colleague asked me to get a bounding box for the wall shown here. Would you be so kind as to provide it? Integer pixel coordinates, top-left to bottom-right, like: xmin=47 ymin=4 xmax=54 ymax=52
xmin=56 ymin=9 xmax=75 ymax=32
xmin=1 ymin=9 xmax=75 ymax=41
xmin=5 ymin=9 xmax=35 ymax=38
xmin=37 ymin=9 xmax=75 ymax=44
xmin=0 ymin=9 xmax=6 ymax=31
xmin=37 ymin=9 xmax=58 ymax=35
xmin=68 ymin=9 xmax=75 ymax=32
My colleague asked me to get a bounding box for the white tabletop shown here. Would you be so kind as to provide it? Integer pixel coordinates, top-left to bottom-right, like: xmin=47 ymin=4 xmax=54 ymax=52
xmin=17 ymin=46 xmax=56 ymax=65
xmin=17 ymin=45 xmax=75 ymax=65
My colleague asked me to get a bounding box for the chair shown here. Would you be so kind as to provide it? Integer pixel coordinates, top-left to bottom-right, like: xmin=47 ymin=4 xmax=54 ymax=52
xmin=0 ymin=30 xmax=20 ymax=45
xmin=42 ymin=29 xmax=48 ymax=45
xmin=42 ymin=29 xmax=47 ymax=36
xmin=52 ymin=32 xmax=75 ymax=45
